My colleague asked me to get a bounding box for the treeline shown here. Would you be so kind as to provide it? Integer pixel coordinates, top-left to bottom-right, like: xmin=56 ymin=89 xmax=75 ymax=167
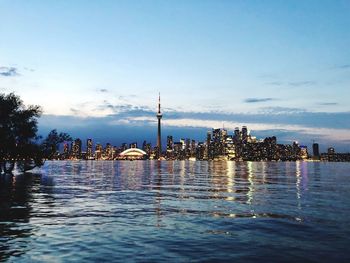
xmin=0 ymin=93 xmax=71 ymax=174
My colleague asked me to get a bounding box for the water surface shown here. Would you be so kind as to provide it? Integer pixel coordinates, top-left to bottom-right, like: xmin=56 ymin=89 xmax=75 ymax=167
xmin=1 ymin=161 xmax=350 ymax=262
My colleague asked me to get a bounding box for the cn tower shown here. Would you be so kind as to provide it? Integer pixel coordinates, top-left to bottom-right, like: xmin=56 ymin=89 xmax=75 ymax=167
xmin=156 ymin=93 xmax=162 ymax=158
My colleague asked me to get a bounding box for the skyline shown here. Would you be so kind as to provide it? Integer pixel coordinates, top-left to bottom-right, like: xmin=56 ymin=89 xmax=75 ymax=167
xmin=1 ymin=1 xmax=350 ymax=151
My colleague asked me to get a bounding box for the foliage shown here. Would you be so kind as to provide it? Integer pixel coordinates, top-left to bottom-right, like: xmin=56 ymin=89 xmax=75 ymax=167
xmin=42 ymin=129 xmax=72 ymax=159
xmin=0 ymin=93 xmax=44 ymax=173
xmin=0 ymin=93 xmax=72 ymax=174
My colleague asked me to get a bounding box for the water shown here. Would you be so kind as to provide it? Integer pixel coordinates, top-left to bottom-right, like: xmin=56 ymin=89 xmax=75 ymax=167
xmin=1 ymin=161 xmax=350 ymax=262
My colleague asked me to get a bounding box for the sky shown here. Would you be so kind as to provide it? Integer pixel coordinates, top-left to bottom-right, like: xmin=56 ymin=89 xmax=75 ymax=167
xmin=1 ymin=0 xmax=350 ymax=151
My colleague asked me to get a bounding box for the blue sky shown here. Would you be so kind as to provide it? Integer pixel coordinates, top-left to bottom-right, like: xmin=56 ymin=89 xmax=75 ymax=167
xmin=1 ymin=0 xmax=350 ymax=151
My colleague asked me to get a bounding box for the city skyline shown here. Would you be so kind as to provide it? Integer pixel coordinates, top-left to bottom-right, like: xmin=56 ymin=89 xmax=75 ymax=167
xmin=1 ymin=1 xmax=350 ymax=151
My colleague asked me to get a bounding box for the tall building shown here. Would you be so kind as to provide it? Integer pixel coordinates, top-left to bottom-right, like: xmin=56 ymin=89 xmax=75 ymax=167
xmin=86 ymin=139 xmax=93 ymax=159
xmin=63 ymin=143 xmax=70 ymax=159
xmin=166 ymin=136 xmax=174 ymax=159
xmin=166 ymin=136 xmax=173 ymax=151
xmin=205 ymin=131 xmax=212 ymax=159
xmin=156 ymin=93 xmax=163 ymax=158
xmin=312 ymin=143 xmax=320 ymax=159
xmin=72 ymin=138 xmax=82 ymax=159
xmin=242 ymin=126 xmax=248 ymax=144
xmin=95 ymin=143 xmax=103 ymax=160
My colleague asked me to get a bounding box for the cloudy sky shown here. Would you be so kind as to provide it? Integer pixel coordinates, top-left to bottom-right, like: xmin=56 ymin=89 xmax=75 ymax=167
xmin=1 ymin=0 xmax=350 ymax=151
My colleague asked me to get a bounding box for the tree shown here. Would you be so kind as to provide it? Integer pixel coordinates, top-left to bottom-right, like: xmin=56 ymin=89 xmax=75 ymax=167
xmin=42 ymin=129 xmax=72 ymax=159
xmin=0 ymin=93 xmax=43 ymax=173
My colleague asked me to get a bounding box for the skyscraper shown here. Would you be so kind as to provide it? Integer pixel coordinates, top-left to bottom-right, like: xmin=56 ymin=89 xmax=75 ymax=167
xmin=87 ymin=139 xmax=93 ymax=159
xmin=312 ymin=143 xmax=320 ymax=160
xmin=156 ymin=93 xmax=162 ymax=158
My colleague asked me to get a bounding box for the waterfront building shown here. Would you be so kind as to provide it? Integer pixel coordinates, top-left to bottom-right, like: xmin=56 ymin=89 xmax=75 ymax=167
xmin=300 ymin=146 xmax=309 ymax=160
xmin=224 ymin=135 xmax=235 ymax=160
xmin=185 ymin=138 xmax=191 ymax=159
xmin=72 ymin=138 xmax=82 ymax=159
xmin=142 ymin=141 xmax=152 ymax=156
xmin=234 ymin=127 xmax=240 ymax=142
xmin=118 ymin=148 xmax=148 ymax=160
xmin=105 ymin=143 xmax=113 ymax=160
xmin=205 ymin=131 xmax=211 ymax=160
xmin=211 ymin=128 xmax=226 ymax=159
xmin=313 ymin=143 xmax=320 ymax=160
xmin=196 ymin=142 xmax=205 ymax=160
xmin=173 ymin=142 xmax=184 ymax=160
xmin=166 ymin=136 xmax=174 ymax=159
xmin=242 ymin=126 xmax=248 ymax=144
xmin=95 ymin=143 xmax=103 ymax=160
xmin=190 ymin=139 xmax=196 ymax=158
xmin=63 ymin=143 xmax=70 ymax=159
xmin=86 ymin=139 xmax=93 ymax=159
xmin=328 ymin=147 xmax=335 ymax=162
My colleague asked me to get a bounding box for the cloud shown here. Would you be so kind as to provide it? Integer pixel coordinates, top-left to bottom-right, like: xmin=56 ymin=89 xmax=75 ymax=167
xmin=266 ymin=81 xmax=283 ymax=86
xmin=244 ymin=98 xmax=276 ymax=103
xmin=264 ymin=80 xmax=316 ymax=88
xmin=258 ymin=106 xmax=306 ymax=114
xmin=288 ymin=81 xmax=316 ymax=87
xmin=70 ymin=108 xmax=82 ymax=115
xmin=318 ymin=102 xmax=338 ymax=106
xmin=23 ymin=67 xmax=35 ymax=72
xmin=334 ymin=64 xmax=350 ymax=70
xmin=0 ymin=66 xmax=19 ymax=77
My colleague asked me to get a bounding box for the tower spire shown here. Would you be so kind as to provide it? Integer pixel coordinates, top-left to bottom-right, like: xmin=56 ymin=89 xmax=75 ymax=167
xmin=156 ymin=93 xmax=163 ymax=159
xmin=158 ymin=92 xmax=161 ymax=113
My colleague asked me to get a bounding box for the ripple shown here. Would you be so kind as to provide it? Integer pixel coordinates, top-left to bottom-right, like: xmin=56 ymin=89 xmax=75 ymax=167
xmin=1 ymin=161 xmax=350 ymax=262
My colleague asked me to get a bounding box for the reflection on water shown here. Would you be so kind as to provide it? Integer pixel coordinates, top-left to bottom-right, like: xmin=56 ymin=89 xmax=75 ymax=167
xmin=1 ymin=161 xmax=350 ymax=262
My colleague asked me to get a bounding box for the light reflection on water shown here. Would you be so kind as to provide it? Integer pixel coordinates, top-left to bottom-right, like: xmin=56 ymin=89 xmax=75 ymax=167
xmin=1 ymin=161 xmax=350 ymax=262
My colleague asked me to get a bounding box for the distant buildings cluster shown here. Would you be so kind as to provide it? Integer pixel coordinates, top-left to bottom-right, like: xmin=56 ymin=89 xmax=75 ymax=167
xmin=312 ymin=143 xmax=350 ymax=162
xmin=165 ymin=127 xmax=308 ymax=161
xmin=55 ymin=126 xmax=350 ymax=162
xmin=52 ymin=96 xmax=349 ymax=162
xmin=51 ymin=126 xmax=348 ymax=162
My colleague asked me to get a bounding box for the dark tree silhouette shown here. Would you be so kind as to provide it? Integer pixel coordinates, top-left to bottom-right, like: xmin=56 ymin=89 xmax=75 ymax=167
xmin=42 ymin=129 xmax=72 ymax=159
xmin=0 ymin=93 xmax=44 ymax=173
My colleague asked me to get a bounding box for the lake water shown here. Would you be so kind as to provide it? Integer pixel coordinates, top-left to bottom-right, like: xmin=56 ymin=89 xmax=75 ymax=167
xmin=1 ymin=161 xmax=350 ymax=262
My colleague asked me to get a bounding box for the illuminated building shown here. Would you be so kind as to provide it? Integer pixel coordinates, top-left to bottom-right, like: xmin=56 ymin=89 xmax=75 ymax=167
xmin=166 ymin=136 xmax=174 ymax=159
xmin=224 ymin=135 xmax=235 ymax=160
xmin=118 ymin=148 xmax=148 ymax=160
xmin=63 ymin=143 xmax=69 ymax=159
xmin=173 ymin=142 xmax=184 ymax=160
xmin=242 ymin=126 xmax=248 ymax=144
xmin=211 ymin=128 xmax=226 ymax=159
xmin=105 ymin=143 xmax=112 ymax=159
xmin=95 ymin=143 xmax=103 ymax=160
xmin=328 ymin=147 xmax=335 ymax=162
xmin=142 ymin=141 xmax=152 ymax=156
xmin=205 ymin=131 xmax=211 ymax=159
xmin=72 ymin=138 xmax=82 ymax=159
xmin=86 ymin=139 xmax=93 ymax=159
xmin=196 ymin=142 xmax=205 ymax=160
xmin=190 ymin=139 xmax=196 ymax=158
xmin=234 ymin=127 xmax=240 ymax=142
xmin=167 ymin=136 xmax=173 ymax=151
xmin=300 ymin=146 xmax=308 ymax=160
